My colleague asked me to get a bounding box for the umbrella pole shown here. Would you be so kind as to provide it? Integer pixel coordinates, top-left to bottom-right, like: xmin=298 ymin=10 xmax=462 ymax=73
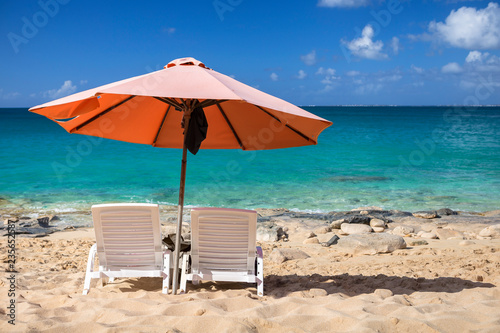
xmin=172 ymin=107 xmax=192 ymax=295
xmin=171 ymin=143 xmax=188 ymax=294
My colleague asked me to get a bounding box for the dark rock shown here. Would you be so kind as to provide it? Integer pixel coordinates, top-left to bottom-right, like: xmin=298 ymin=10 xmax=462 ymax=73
xmin=19 ymin=220 xmax=37 ymax=227
xmin=368 ymin=214 xmax=392 ymax=223
xmin=345 ymin=215 xmax=371 ymax=225
xmin=2 ymin=217 xmax=64 ymax=237
xmin=37 ymin=217 xmax=50 ymax=227
xmin=328 ymin=210 xmax=412 ymax=224
xmin=259 ymin=209 xmax=411 ymax=226
xmin=322 ymin=235 xmax=340 ymax=247
xmin=283 ymin=212 xmax=331 ymax=221
xmin=437 ymin=208 xmax=457 ymax=216
xmin=12 ymin=226 xmax=55 ymax=236
xmin=383 ymin=210 xmax=413 ymax=219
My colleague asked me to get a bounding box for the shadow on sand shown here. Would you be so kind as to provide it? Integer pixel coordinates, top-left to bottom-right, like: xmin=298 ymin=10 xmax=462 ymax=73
xmin=264 ymin=273 xmax=496 ymax=298
xmin=116 ymin=273 xmax=495 ymax=298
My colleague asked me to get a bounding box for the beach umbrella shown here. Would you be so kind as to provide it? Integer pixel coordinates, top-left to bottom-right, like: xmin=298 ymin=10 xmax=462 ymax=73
xmin=29 ymin=57 xmax=333 ymax=294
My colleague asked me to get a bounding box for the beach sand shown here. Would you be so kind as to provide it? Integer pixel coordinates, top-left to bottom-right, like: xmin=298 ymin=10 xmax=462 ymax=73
xmin=1 ymin=210 xmax=500 ymax=332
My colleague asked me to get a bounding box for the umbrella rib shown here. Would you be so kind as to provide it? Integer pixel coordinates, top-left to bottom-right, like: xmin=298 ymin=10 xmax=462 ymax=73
xmin=153 ymin=98 xmax=225 ymax=111
xmin=198 ymin=99 xmax=226 ymax=109
xmin=254 ymin=105 xmax=314 ymax=143
xmin=216 ymin=102 xmax=244 ymax=149
xmin=154 ymin=97 xmax=182 ymax=110
xmin=152 ymin=105 xmax=171 ymax=147
xmin=179 ymin=99 xmax=188 ymax=110
xmin=72 ymin=95 xmax=136 ymax=133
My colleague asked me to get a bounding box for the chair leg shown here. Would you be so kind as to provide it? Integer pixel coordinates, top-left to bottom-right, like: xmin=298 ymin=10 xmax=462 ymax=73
xmin=83 ymin=244 xmax=97 ymax=295
xmin=179 ymin=253 xmax=189 ymax=294
xmin=256 ymin=246 xmax=264 ymax=297
xmin=162 ymin=250 xmax=170 ymax=294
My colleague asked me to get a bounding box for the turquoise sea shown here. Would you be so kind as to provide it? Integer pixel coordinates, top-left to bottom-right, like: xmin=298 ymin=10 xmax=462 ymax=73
xmin=1 ymin=106 xmax=499 ymax=213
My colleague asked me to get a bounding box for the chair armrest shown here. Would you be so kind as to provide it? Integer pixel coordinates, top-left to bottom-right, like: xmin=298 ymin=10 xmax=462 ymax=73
xmin=256 ymin=246 xmax=263 ymax=259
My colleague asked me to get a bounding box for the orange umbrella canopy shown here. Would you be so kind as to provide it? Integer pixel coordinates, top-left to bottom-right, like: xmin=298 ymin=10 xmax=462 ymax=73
xmin=30 ymin=57 xmax=332 ymax=150
xmin=30 ymin=57 xmax=332 ymax=294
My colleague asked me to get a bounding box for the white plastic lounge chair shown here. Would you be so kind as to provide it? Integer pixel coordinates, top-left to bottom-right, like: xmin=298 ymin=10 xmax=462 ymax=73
xmin=83 ymin=203 xmax=170 ymax=295
xmin=180 ymin=208 xmax=264 ymax=296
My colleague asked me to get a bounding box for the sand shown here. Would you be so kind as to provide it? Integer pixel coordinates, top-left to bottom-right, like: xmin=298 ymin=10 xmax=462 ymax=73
xmin=2 ymin=216 xmax=500 ymax=332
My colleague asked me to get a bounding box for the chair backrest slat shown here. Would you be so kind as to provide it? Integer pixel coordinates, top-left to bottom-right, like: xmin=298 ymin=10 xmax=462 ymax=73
xmin=191 ymin=208 xmax=257 ymax=273
xmin=92 ymin=203 xmax=162 ymax=269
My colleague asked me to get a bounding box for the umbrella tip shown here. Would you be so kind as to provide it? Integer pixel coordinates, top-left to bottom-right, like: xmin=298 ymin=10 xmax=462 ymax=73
xmin=165 ymin=57 xmax=209 ymax=69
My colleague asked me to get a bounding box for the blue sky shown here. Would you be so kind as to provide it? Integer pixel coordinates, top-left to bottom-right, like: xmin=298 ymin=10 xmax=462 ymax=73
xmin=1 ymin=0 xmax=500 ymax=107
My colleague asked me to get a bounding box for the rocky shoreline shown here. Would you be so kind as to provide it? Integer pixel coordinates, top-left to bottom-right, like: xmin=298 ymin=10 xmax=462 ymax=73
xmin=2 ymin=205 xmax=500 ymax=244
xmin=254 ymin=206 xmax=500 ymax=262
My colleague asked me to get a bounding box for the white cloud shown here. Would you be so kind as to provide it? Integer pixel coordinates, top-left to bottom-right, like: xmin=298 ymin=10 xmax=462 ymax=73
xmin=441 ymin=62 xmax=463 ymax=73
xmin=411 ymin=64 xmax=424 ymax=74
xmin=355 ymin=83 xmax=383 ymax=95
xmin=466 ymin=50 xmax=490 ymax=63
xmin=485 ymin=55 xmax=500 ymax=65
xmin=300 ymin=50 xmax=317 ymax=66
xmin=296 ymin=70 xmax=307 ymax=79
xmin=420 ymin=51 xmax=500 ymax=92
xmin=43 ymin=80 xmax=77 ymax=99
xmin=346 ymin=70 xmax=361 ymax=76
xmin=459 ymin=75 xmax=500 ymax=91
xmin=429 ymin=2 xmax=500 ymax=49
xmin=316 ymin=67 xmax=338 ymax=84
xmin=316 ymin=67 xmax=336 ymax=76
xmin=378 ymin=74 xmax=402 ymax=82
xmin=0 ymin=88 xmax=21 ymax=100
xmin=391 ymin=37 xmax=400 ymax=55
xmin=463 ymin=51 xmax=500 ymax=72
xmin=319 ymin=84 xmax=336 ymax=93
xmin=270 ymin=73 xmax=278 ymax=81
xmin=345 ymin=68 xmax=408 ymax=95
xmin=80 ymin=79 xmax=88 ymax=85
xmin=318 ymin=0 xmax=370 ymax=8
xmin=344 ymin=25 xmax=388 ymax=60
